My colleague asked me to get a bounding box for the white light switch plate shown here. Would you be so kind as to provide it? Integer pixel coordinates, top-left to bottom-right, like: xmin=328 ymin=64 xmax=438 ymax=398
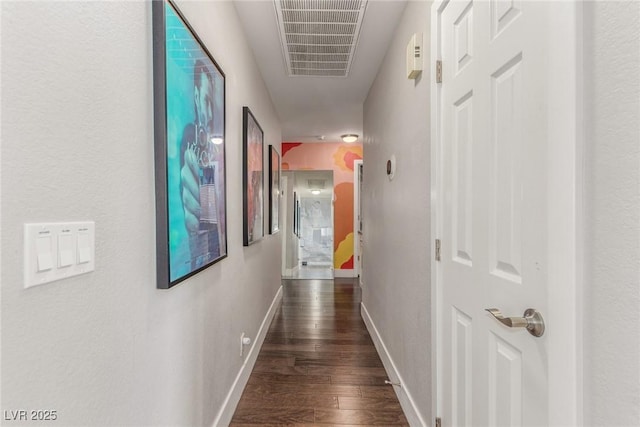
xmin=24 ymin=222 xmax=95 ymax=288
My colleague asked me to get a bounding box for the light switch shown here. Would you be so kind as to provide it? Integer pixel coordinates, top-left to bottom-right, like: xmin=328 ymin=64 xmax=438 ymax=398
xmin=58 ymin=232 xmax=74 ymax=267
xmin=77 ymin=232 xmax=91 ymax=264
xmin=24 ymin=221 xmax=95 ymax=288
xmin=36 ymin=235 xmax=53 ymax=271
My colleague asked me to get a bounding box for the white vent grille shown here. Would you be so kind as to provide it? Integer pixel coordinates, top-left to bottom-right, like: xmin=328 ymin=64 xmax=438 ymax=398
xmin=308 ymin=179 xmax=326 ymax=189
xmin=274 ymin=0 xmax=368 ymax=77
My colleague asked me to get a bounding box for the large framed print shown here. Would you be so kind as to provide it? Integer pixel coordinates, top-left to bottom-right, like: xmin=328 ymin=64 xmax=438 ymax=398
xmin=153 ymin=0 xmax=227 ymax=289
xmin=268 ymin=145 xmax=281 ymax=234
xmin=243 ymin=107 xmax=264 ymax=246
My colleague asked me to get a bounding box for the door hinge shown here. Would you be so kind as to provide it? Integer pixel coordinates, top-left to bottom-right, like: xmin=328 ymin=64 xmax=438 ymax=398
xmin=435 ymin=417 xmax=442 ymax=427
xmin=435 ymin=239 xmax=441 ymax=261
xmin=436 ymin=60 xmax=443 ymax=83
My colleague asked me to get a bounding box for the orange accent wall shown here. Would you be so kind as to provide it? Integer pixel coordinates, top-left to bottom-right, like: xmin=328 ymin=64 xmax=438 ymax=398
xmin=333 ymin=182 xmax=354 ymax=251
xmin=282 ymin=142 xmax=362 ymax=270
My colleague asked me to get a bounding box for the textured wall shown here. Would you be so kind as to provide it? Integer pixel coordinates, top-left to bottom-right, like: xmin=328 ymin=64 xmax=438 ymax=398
xmin=583 ymin=2 xmax=640 ymax=426
xmin=282 ymin=142 xmax=363 ymax=271
xmin=362 ymin=0 xmax=431 ymax=421
xmin=0 ymin=1 xmax=281 ymax=425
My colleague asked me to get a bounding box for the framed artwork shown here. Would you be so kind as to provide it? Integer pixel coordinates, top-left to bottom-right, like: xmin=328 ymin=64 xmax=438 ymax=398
xmin=296 ymin=199 xmax=301 ymax=237
xmin=292 ymin=191 xmax=297 ymax=236
xmin=293 ymin=194 xmax=301 ymax=239
xmin=152 ymin=0 xmax=227 ymax=289
xmin=268 ymin=145 xmax=281 ymax=234
xmin=243 ymin=107 xmax=264 ymax=246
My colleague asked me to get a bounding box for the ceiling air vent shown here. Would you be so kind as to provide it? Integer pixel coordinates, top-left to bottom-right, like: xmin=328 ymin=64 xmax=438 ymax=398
xmin=307 ymin=179 xmax=326 ymax=189
xmin=274 ymin=0 xmax=369 ymax=77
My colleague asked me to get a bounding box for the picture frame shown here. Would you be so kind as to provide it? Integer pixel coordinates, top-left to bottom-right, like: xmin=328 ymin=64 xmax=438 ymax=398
xmin=293 ymin=194 xmax=301 ymax=238
xmin=293 ymin=191 xmax=297 ymax=236
xmin=243 ymin=107 xmax=264 ymax=246
xmin=268 ymin=145 xmax=281 ymax=234
xmin=152 ymin=0 xmax=227 ymax=289
xmin=296 ymin=199 xmax=301 ymax=238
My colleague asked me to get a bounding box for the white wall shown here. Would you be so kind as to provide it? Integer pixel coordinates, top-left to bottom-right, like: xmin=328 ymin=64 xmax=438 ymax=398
xmin=583 ymin=2 xmax=640 ymax=426
xmin=0 ymin=1 xmax=281 ymax=425
xmin=362 ymin=0 xmax=431 ymax=423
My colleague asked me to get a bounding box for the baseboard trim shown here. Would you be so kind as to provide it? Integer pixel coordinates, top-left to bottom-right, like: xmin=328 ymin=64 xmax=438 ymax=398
xmin=334 ymin=269 xmax=356 ymax=278
xmin=282 ymin=265 xmax=299 ymax=278
xmin=212 ymin=285 xmax=283 ymax=427
xmin=361 ymin=302 xmax=428 ymax=427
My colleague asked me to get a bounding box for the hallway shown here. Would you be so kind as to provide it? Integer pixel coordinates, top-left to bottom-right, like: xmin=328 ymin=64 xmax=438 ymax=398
xmin=230 ymin=278 xmax=408 ymax=426
xmin=2 ymin=1 xmax=638 ymax=426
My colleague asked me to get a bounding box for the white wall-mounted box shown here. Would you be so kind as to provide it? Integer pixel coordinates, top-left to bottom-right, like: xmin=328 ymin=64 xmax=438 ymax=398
xmin=406 ymin=32 xmax=423 ymax=79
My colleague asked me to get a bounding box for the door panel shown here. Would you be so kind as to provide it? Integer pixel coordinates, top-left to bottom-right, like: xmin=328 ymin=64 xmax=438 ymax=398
xmin=439 ymin=1 xmax=553 ymax=425
xmin=452 ymin=307 xmax=472 ymax=426
xmin=452 ymin=92 xmax=474 ymax=266
xmin=490 ymin=54 xmax=523 ymax=283
xmin=488 ymin=332 xmax=522 ymax=427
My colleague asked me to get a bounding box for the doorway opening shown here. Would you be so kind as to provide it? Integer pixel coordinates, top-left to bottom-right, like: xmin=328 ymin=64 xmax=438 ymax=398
xmin=354 ymin=159 xmax=363 ymax=284
xmin=282 ymin=170 xmax=334 ymax=280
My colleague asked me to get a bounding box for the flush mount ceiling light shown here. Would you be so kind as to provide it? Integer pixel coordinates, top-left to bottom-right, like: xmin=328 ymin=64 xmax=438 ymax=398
xmin=311 ymin=189 xmax=321 ymax=195
xmin=341 ymin=134 xmax=358 ymax=143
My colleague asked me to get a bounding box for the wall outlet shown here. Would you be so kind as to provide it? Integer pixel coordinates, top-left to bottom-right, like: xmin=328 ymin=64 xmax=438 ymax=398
xmin=240 ymin=332 xmax=252 ymax=357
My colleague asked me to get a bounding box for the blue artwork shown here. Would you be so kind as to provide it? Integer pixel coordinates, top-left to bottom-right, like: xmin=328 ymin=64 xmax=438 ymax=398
xmin=154 ymin=0 xmax=226 ymax=288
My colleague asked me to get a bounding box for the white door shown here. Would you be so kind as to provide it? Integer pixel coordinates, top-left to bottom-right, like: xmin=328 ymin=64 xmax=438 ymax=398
xmin=433 ymin=1 xmax=580 ymax=426
xmin=354 ymin=160 xmax=364 ymax=280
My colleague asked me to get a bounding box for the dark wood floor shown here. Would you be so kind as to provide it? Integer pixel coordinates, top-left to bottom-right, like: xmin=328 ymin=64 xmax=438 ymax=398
xmin=230 ymin=278 xmax=408 ymax=426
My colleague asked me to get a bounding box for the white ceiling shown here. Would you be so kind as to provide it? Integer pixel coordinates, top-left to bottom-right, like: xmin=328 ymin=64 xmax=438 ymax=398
xmin=234 ymin=0 xmax=408 ymax=143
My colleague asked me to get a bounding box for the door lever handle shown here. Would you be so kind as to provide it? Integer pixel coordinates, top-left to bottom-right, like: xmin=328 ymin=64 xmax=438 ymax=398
xmin=485 ymin=308 xmax=545 ymax=337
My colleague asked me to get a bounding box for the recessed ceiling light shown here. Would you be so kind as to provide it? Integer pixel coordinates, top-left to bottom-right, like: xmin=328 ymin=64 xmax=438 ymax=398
xmin=311 ymin=190 xmax=321 ymax=195
xmin=341 ymin=134 xmax=358 ymax=143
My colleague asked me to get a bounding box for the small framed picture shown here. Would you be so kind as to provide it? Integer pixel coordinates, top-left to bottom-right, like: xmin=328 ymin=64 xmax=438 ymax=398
xmin=243 ymin=107 xmax=264 ymax=246
xmin=269 ymin=145 xmax=281 ymax=234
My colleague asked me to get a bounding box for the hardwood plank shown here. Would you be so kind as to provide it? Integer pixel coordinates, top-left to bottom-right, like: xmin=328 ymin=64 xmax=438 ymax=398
xmin=292 ymin=333 xmax=373 ymax=343
xmin=265 ymin=336 xmax=372 ymax=346
xmin=232 ymin=407 xmax=314 ymax=424
xmin=261 ymin=343 xmax=319 ymax=352
xmin=255 ymin=355 xmax=296 ymax=366
xmin=243 ymin=382 xmax=361 ymax=397
xmin=359 ymin=386 xmax=399 ymax=399
xmin=236 ymin=392 xmax=339 ymax=409
xmin=315 ymin=344 xmax=379 ymax=354
xmin=330 ymin=374 xmax=389 ymax=386
xmin=307 ymin=366 xmax=388 ymax=377
xmin=295 ymin=356 xmax=384 ymax=368
xmin=252 ymin=363 xmax=308 ymax=375
xmin=257 ymin=350 xmax=332 ymax=359
xmin=314 ymin=408 xmax=408 ymax=425
xmin=338 ymin=396 xmax=403 ymax=411
xmin=248 ymin=372 xmax=331 ymax=385
xmin=230 ymin=424 xmax=319 ymax=427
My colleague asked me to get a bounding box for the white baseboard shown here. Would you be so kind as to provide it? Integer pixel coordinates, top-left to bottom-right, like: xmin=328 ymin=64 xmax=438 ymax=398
xmin=334 ymin=268 xmax=356 ymax=278
xmin=282 ymin=265 xmax=299 ymax=278
xmin=361 ymin=302 xmax=429 ymax=427
xmin=211 ymin=286 xmax=283 ymax=427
